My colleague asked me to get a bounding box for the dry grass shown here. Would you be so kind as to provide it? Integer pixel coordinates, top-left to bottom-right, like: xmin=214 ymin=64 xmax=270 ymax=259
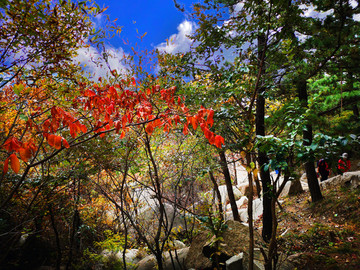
xmin=275 ymin=185 xmax=360 ymax=269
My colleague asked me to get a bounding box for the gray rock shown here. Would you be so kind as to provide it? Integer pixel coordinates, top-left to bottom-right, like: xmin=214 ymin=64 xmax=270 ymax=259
xmin=236 ymin=198 xmax=263 ymax=223
xmin=185 ymin=220 xmax=264 ymax=269
xmin=226 ymin=253 xmax=244 ymax=270
xmin=135 ymin=247 xmax=189 ymax=270
xmin=115 ymin=248 xmax=142 ymax=265
xmin=136 ymin=255 xmax=156 ymax=270
xmin=172 ymin=240 xmax=186 ymax=249
xmin=320 ymin=171 xmax=360 ymax=189
xmin=280 ymin=178 xmax=304 ymax=198
xmin=164 ymin=247 xmax=189 ymax=270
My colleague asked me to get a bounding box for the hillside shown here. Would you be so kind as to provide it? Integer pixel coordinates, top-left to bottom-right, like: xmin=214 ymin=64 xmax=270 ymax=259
xmin=275 ymin=180 xmax=360 ymax=269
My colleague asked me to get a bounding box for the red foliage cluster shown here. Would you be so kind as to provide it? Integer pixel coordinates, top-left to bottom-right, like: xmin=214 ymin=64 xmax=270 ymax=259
xmin=2 ymin=78 xmax=224 ymax=173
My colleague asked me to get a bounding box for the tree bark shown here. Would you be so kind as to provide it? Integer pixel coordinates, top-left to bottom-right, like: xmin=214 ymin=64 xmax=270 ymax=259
xmin=209 ymin=171 xmax=224 ymax=218
xmin=297 ymin=79 xmax=323 ymax=202
xmin=219 ymin=150 xmax=240 ymax=221
xmin=246 ymin=154 xmax=254 ymax=270
xmin=256 ymin=32 xmax=273 ymax=243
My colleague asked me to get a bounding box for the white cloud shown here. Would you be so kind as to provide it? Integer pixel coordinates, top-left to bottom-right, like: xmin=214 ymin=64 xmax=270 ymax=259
xmin=156 ymin=20 xmax=196 ymax=54
xmin=350 ymin=0 xmax=358 ymax=8
xmin=74 ymin=44 xmax=129 ymax=80
xmin=299 ymin=4 xmax=334 ymax=19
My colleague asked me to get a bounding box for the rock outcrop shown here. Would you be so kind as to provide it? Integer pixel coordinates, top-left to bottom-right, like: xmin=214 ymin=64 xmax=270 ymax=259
xmin=320 ymin=171 xmax=360 ymax=189
xmin=185 ymin=220 xmax=263 ymax=269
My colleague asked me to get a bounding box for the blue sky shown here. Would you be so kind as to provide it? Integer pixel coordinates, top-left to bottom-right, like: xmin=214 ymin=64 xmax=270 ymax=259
xmin=76 ymin=0 xmax=200 ymax=78
xmin=76 ymin=1 xmax=360 ymax=79
xmin=94 ymin=0 xmax=196 ymax=51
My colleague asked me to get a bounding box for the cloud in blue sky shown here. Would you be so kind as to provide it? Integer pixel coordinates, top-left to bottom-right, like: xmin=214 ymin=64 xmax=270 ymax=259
xmin=74 ymin=44 xmax=129 ymax=80
xmin=155 ymin=20 xmax=197 ymax=54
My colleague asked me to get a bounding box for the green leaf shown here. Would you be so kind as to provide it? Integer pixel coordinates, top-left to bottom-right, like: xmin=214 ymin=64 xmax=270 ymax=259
xmin=19 ymin=114 xmax=28 ymax=121
xmin=250 ymin=162 xmax=255 ymax=169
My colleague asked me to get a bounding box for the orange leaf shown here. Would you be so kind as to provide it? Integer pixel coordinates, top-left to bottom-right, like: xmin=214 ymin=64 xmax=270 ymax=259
xmin=19 ymin=148 xmax=32 ymax=162
xmin=174 ymin=115 xmax=181 ymax=126
xmin=84 ymin=89 xmax=96 ymax=97
xmin=2 ymin=137 xmax=22 ymax=152
xmin=3 ymin=157 xmax=9 ymax=174
xmin=10 ymin=154 xmax=20 ymax=173
xmin=62 ymin=138 xmax=70 ymax=148
xmin=48 ymin=134 xmax=56 ymax=147
xmin=145 ymin=123 xmax=154 ymax=135
xmin=183 ymin=124 xmax=189 ymax=135
xmin=190 ymin=117 xmax=198 ymax=130
xmin=207 ymin=109 xmax=214 ymax=127
xmin=80 ymin=124 xmax=87 ymax=133
xmin=214 ymin=135 xmax=225 ymax=148
xmin=120 ymin=131 xmax=125 ymax=139
xmin=54 ymin=136 xmax=62 ymax=150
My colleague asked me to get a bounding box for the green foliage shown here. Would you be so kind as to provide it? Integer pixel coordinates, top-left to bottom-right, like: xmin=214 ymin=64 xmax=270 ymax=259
xmin=81 ymin=230 xmax=127 ymax=270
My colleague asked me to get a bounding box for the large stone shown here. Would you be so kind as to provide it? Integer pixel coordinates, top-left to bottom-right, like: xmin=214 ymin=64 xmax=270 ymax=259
xmin=320 ymin=171 xmax=360 ymax=189
xmin=225 ymin=196 xmax=248 ymax=212
xmin=279 ymin=179 xmax=303 ymax=198
xmin=226 ymin=253 xmax=244 ymax=270
xmin=217 ymin=185 xmax=243 ymax=207
xmin=115 ymin=249 xmax=143 ymax=265
xmin=238 ymin=183 xmax=257 ymax=197
xmin=185 ymin=220 xmax=263 ymax=269
xmin=237 ymin=198 xmax=263 ymax=223
xmin=135 ymin=247 xmax=189 ymax=270
xmin=135 ymin=202 xmax=187 ymax=238
xmin=136 ymin=255 xmax=156 ymax=270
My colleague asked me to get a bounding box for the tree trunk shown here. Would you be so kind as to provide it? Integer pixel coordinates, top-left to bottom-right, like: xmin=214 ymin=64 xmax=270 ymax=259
xmin=209 ymin=171 xmax=224 ymax=218
xmin=219 ymin=150 xmax=240 ymax=221
xmin=246 ymin=154 xmax=254 ymax=270
xmin=297 ymin=79 xmax=323 ymax=202
xmin=256 ymin=32 xmax=273 ymax=243
xmin=49 ymin=206 xmax=62 ymax=270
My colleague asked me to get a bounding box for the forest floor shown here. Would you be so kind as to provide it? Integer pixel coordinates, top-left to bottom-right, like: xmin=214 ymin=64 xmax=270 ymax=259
xmin=272 ymin=183 xmax=360 ymax=270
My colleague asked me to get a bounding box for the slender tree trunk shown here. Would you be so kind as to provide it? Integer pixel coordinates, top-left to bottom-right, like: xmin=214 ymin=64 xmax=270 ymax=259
xmin=256 ymin=32 xmax=273 ymax=242
xmin=209 ymin=171 xmax=224 ymax=218
xmin=144 ymin=134 xmax=165 ymax=270
xmin=49 ymin=206 xmax=62 ymax=270
xmin=348 ymin=72 xmax=359 ymax=119
xmin=219 ymin=150 xmax=240 ymax=221
xmin=246 ymin=154 xmax=254 ymax=270
xmin=297 ymin=79 xmax=323 ymax=202
xmin=232 ymin=153 xmax=238 ymax=186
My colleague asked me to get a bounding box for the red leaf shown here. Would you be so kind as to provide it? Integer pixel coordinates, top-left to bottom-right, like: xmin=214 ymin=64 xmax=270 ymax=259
xmin=48 ymin=134 xmax=56 ymax=147
xmin=84 ymin=89 xmax=96 ymax=97
xmin=10 ymin=154 xmax=20 ymax=173
xmin=214 ymin=135 xmax=225 ymax=148
xmin=174 ymin=115 xmax=181 ymax=126
xmin=183 ymin=124 xmax=189 ymax=135
xmin=2 ymin=137 xmax=22 ymax=152
xmin=190 ymin=117 xmax=198 ymax=130
xmin=54 ymin=135 xmax=62 ymax=150
xmin=115 ymin=121 xmax=121 ymax=133
xmin=80 ymin=124 xmax=87 ymax=133
xmin=207 ymin=109 xmax=214 ymax=127
xmin=145 ymin=123 xmax=154 ymax=135
xmin=19 ymin=147 xmax=32 ymax=162
xmin=62 ymin=138 xmax=70 ymax=148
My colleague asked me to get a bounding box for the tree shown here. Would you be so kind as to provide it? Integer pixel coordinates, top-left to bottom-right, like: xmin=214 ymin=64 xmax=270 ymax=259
xmin=0 ymin=1 xmax=225 ymax=268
